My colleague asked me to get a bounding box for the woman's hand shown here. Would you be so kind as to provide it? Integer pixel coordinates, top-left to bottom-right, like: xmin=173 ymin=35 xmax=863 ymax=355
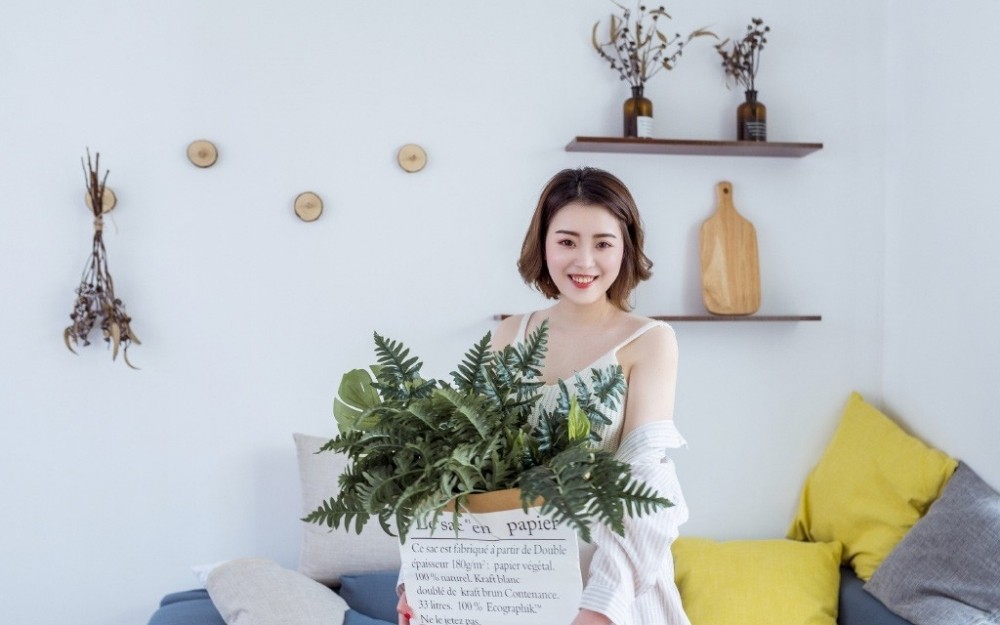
xmin=570 ymin=608 xmax=613 ymax=625
xmin=396 ymin=590 xmax=413 ymax=625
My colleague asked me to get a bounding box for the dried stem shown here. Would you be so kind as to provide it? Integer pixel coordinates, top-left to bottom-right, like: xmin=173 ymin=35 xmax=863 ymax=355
xmin=64 ymin=150 xmax=141 ymax=369
xmin=715 ymin=18 xmax=770 ymax=92
xmin=592 ymin=2 xmax=716 ymax=88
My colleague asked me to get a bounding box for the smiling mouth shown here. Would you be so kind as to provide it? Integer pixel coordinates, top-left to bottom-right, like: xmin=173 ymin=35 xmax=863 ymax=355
xmin=570 ymin=275 xmax=596 ymax=285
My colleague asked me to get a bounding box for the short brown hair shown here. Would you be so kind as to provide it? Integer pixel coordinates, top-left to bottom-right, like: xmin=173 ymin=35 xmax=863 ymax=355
xmin=517 ymin=167 xmax=653 ymax=311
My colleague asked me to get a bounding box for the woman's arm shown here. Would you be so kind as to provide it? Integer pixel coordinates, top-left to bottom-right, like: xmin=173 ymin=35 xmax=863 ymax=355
xmin=577 ymin=324 xmax=685 ymax=623
xmin=577 ymin=422 xmax=689 ymax=623
xmin=618 ymin=324 xmax=678 ymax=438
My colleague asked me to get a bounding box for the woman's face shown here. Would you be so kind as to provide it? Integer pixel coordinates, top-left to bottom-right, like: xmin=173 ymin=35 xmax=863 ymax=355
xmin=544 ymin=202 xmax=625 ymax=306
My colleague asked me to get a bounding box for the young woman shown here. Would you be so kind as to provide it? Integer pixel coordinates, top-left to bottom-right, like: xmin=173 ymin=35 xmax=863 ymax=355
xmin=398 ymin=167 xmax=690 ymax=625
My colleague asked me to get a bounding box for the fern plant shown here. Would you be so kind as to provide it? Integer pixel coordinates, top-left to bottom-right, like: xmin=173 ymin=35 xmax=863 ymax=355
xmin=304 ymin=320 xmax=672 ymax=543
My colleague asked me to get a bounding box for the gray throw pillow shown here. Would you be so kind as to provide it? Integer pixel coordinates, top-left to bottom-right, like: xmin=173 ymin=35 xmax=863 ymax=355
xmin=295 ymin=433 xmax=401 ymax=586
xmin=864 ymin=462 xmax=1000 ymax=625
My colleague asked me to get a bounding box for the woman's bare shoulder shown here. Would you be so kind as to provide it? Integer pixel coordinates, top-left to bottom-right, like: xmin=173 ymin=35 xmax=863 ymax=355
xmin=620 ymin=315 xmax=677 ymax=365
xmin=622 ymin=313 xmax=675 ymax=340
xmin=491 ymin=314 xmax=524 ymax=351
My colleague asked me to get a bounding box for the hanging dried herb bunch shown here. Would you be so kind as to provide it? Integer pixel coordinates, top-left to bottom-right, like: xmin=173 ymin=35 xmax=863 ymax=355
xmin=715 ymin=18 xmax=770 ymax=91
xmin=63 ymin=150 xmax=141 ymax=368
xmin=592 ymin=2 xmax=716 ymax=88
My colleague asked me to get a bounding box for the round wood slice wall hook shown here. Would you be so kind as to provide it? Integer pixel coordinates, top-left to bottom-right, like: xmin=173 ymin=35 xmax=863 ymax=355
xmin=84 ymin=187 xmax=117 ymax=214
xmin=294 ymin=191 xmax=323 ymax=222
xmin=187 ymin=140 xmax=219 ymax=168
xmin=397 ymin=144 xmax=427 ymax=173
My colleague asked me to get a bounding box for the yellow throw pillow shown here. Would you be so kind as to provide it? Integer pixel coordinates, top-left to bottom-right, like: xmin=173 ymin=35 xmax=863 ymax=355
xmin=673 ymin=537 xmax=842 ymax=625
xmin=786 ymin=392 xmax=957 ymax=581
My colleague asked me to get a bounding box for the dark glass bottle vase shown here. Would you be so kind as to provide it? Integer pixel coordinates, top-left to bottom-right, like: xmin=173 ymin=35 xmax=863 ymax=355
xmin=737 ymin=90 xmax=767 ymax=141
xmin=623 ymin=85 xmax=654 ymax=138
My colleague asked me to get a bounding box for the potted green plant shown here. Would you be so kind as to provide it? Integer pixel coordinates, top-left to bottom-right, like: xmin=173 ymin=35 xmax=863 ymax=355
xmin=591 ymin=2 xmax=716 ymax=138
xmin=304 ymin=321 xmax=672 ymax=543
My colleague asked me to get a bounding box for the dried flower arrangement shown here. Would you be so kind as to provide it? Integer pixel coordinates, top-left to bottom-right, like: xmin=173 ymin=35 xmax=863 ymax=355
xmin=715 ymin=18 xmax=770 ymax=91
xmin=63 ymin=151 xmax=141 ymax=368
xmin=591 ymin=1 xmax=715 ymax=88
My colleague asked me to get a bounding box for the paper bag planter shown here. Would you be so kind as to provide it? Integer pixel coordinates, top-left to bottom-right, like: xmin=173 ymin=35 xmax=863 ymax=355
xmin=401 ymin=488 xmax=582 ymax=625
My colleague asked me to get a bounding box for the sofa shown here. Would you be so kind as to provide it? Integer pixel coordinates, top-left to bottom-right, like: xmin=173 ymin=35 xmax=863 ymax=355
xmin=146 ymin=565 xmax=914 ymax=625
xmin=147 ymin=395 xmax=1000 ymax=625
xmin=148 ymin=566 xmax=400 ymax=625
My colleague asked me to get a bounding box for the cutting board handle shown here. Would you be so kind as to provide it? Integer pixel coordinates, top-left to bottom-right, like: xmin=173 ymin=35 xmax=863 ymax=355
xmin=716 ymin=181 xmax=736 ymax=215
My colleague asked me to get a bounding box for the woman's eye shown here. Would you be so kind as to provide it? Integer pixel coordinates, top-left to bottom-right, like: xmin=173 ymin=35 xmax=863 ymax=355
xmin=597 ymin=241 xmax=613 ymax=249
xmin=557 ymin=239 xmax=575 ymax=247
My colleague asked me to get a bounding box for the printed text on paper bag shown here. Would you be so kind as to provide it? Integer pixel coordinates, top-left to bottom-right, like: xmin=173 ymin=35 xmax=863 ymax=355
xmin=401 ymin=510 xmax=582 ymax=625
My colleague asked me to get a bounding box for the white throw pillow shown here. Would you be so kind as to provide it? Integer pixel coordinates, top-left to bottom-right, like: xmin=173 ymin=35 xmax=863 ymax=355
xmin=206 ymin=557 xmax=348 ymax=625
xmin=294 ymin=433 xmax=401 ymax=585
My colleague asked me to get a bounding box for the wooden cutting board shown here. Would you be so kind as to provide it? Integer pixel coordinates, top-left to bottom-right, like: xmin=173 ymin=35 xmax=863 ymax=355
xmin=699 ymin=181 xmax=761 ymax=315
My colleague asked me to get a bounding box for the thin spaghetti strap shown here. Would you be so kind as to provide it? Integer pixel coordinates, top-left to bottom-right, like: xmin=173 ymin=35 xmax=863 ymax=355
xmin=613 ymin=320 xmax=670 ymax=352
xmin=515 ymin=312 xmax=535 ymax=344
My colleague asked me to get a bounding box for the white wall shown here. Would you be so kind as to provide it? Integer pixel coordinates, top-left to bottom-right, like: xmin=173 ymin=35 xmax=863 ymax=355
xmin=0 ymin=2 xmax=985 ymax=624
xmin=883 ymin=0 xmax=1000 ymax=489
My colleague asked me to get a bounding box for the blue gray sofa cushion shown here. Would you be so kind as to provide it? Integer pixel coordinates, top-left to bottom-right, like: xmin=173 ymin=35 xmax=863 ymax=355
xmin=337 ymin=570 xmax=399 ymax=623
xmin=148 ymin=590 xmax=393 ymax=625
xmin=148 ymin=569 xmax=399 ymax=625
xmin=148 ymin=590 xmax=223 ymax=625
xmin=839 ymin=568 xmax=914 ymax=625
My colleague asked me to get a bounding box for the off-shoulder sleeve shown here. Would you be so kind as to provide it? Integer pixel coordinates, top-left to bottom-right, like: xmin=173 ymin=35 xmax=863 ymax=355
xmin=578 ymin=421 xmax=689 ymax=624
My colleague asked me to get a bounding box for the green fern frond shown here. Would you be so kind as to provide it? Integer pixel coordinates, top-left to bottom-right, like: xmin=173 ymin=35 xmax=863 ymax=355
xmin=357 ymin=466 xmax=405 ymax=512
xmin=485 ymin=433 xmax=524 ymax=490
xmin=435 ymin=386 xmax=493 ymax=440
xmin=303 ymin=496 xmax=371 ymax=535
xmin=489 ymin=349 xmax=517 ymax=393
xmin=442 ymin=445 xmax=489 ymax=492
xmin=450 ymin=332 xmax=492 ymax=393
xmin=392 ymin=477 xmax=452 ymax=542
xmin=617 ymin=477 xmax=674 ymax=517
xmin=371 ymin=332 xmax=437 ymax=401
xmin=533 ymin=390 xmax=565 ymax=458
xmin=591 ymin=365 xmax=627 ymax=411
xmin=518 ymin=447 xmax=600 ymax=542
xmin=511 ymin=319 xmax=548 ymax=380
xmin=317 ymin=436 xmax=341 ymax=454
xmin=373 ymin=332 xmax=417 ymax=382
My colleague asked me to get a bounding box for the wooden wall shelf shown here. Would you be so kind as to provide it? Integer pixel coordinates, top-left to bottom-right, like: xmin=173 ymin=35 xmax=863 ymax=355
xmin=651 ymin=314 xmax=822 ymax=322
xmin=495 ymin=314 xmax=821 ymax=322
xmin=566 ymin=136 xmax=823 ymax=158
